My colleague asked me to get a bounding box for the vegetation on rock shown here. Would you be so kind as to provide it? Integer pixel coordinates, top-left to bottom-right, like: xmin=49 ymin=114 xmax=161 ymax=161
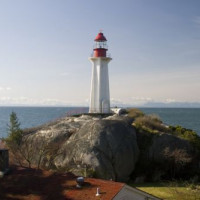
xmin=127 ymin=108 xmax=200 ymax=181
xmin=127 ymin=108 xmax=144 ymax=118
xmin=127 ymin=108 xmax=200 ymax=151
xmin=169 ymin=125 xmax=200 ymax=150
xmin=134 ymin=114 xmax=168 ymax=134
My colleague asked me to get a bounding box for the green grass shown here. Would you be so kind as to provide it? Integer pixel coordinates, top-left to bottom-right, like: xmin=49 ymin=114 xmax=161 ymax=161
xmin=129 ymin=182 xmax=200 ymax=200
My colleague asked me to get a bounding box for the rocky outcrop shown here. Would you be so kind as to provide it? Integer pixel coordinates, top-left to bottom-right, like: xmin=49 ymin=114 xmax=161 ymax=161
xmin=134 ymin=131 xmax=198 ymax=181
xmin=55 ymin=119 xmax=139 ymax=181
xmin=23 ymin=115 xmax=139 ymax=182
xmin=149 ymin=133 xmax=194 ymax=162
xmin=22 ymin=114 xmax=199 ymax=182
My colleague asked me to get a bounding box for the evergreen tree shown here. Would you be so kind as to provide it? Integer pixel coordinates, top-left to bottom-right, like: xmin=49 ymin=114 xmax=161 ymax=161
xmin=6 ymin=111 xmax=23 ymax=145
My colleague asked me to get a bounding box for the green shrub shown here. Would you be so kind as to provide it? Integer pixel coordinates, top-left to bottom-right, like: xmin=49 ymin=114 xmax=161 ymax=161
xmin=126 ymin=108 xmax=144 ymax=119
xmin=134 ymin=114 xmax=168 ymax=134
xmin=169 ymin=125 xmax=200 ymax=150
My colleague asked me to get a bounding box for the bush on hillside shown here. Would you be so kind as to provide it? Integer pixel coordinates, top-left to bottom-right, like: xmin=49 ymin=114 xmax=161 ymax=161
xmin=169 ymin=125 xmax=200 ymax=150
xmin=134 ymin=114 xmax=168 ymax=134
xmin=126 ymin=108 xmax=144 ymax=119
xmin=129 ymin=108 xmax=200 ymax=151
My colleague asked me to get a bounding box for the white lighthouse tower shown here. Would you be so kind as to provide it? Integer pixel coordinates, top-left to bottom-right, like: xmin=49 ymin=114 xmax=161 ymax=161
xmin=89 ymin=32 xmax=112 ymax=113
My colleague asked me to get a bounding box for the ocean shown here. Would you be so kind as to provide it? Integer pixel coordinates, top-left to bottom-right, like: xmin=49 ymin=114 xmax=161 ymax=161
xmin=0 ymin=107 xmax=199 ymax=138
xmin=0 ymin=107 xmax=88 ymax=138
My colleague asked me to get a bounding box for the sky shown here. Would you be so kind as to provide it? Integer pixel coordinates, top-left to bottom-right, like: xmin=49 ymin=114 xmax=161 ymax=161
xmin=0 ymin=0 xmax=200 ymax=107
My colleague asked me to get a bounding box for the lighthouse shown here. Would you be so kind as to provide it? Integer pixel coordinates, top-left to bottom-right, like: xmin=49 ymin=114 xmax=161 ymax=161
xmin=89 ymin=32 xmax=112 ymax=113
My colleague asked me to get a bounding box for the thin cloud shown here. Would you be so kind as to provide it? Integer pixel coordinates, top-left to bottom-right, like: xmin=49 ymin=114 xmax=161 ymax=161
xmin=131 ymin=97 xmax=152 ymax=101
xmin=165 ymin=98 xmax=176 ymax=103
xmin=0 ymin=97 xmax=69 ymax=106
xmin=110 ymin=98 xmax=124 ymax=104
xmin=0 ymin=87 xmax=11 ymax=91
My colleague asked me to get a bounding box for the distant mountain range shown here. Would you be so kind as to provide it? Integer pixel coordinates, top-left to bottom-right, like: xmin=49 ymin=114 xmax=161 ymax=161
xmin=1 ymin=101 xmax=200 ymax=108
xmin=111 ymin=102 xmax=200 ymax=108
xmin=142 ymin=102 xmax=200 ymax=108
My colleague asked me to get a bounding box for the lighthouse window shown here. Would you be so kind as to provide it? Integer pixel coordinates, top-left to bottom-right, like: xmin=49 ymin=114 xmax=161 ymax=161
xmin=94 ymin=41 xmax=107 ymax=49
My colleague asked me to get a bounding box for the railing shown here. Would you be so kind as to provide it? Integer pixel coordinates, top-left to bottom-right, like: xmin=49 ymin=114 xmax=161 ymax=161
xmin=90 ymin=52 xmax=111 ymax=58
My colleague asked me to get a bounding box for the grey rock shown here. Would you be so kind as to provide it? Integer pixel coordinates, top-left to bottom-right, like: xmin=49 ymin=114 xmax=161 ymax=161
xmin=23 ymin=115 xmax=139 ymax=182
xmin=55 ymin=119 xmax=139 ymax=182
xmin=136 ymin=131 xmax=194 ymax=163
xmin=134 ymin=130 xmax=197 ymax=180
xmin=21 ymin=113 xmax=199 ymax=182
xmin=149 ymin=133 xmax=194 ymax=162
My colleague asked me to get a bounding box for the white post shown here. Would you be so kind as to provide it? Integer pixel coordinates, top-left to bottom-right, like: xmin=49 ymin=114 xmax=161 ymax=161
xmin=96 ymin=187 xmax=100 ymax=196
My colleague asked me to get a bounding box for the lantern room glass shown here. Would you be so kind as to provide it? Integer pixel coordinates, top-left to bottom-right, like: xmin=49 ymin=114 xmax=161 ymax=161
xmin=94 ymin=41 xmax=108 ymax=49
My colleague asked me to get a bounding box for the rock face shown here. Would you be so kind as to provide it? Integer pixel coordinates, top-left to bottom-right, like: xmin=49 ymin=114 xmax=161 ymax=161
xmin=22 ymin=114 xmax=199 ymax=182
xmin=55 ymin=119 xmax=139 ymax=182
xmin=134 ymin=131 xmax=197 ymax=181
xmin=149 ymin=133 xmax=194 ymax=162
xmin=24 ymin=115 xmax=139 ymax=182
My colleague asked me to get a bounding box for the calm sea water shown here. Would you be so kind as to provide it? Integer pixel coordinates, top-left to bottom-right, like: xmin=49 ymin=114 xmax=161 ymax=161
xmin=0 ymin=107 xmax=199 ymax=138
xmin=0 ymin=107 xmax=88 ymax=138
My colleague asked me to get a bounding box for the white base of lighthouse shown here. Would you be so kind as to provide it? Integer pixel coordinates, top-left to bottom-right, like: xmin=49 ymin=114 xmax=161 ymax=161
xmin=89 ymin=57 xmax=112 ymax=113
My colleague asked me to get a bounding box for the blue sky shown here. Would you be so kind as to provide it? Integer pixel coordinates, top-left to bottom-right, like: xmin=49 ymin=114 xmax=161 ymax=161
xmin=0 ymin=0 xmax=200 ymax=106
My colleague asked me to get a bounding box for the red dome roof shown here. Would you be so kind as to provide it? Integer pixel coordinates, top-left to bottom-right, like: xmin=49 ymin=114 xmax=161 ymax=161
xmin=94 ymin=32 xmax=107 ymax=41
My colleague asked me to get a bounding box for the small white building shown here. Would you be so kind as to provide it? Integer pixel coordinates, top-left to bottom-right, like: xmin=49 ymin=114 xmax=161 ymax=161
xmin=111 ymin=108 xmax=127 ymax=115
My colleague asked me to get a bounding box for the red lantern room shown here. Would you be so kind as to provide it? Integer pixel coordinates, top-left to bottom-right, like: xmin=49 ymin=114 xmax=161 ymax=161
xmin=93 ymin=32 xmax=108 ymax=57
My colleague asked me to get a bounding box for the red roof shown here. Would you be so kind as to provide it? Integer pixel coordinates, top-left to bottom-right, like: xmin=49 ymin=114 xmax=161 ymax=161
xmin=0 ymin=166 xmax=124 ymax=200
xmin=95 ymin=32 xmax=107 ymax=41
xmin=66 ymin=177 xmax=124 ymax=200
